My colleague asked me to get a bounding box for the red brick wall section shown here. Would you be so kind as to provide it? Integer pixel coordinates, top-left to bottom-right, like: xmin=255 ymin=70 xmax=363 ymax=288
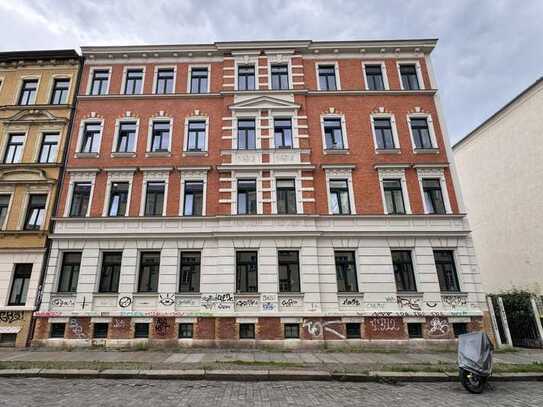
xmin=151 ymin=317 xmax=176 ymax=339
xmin=301 ymin=318 xmax=323 ymax=340
xmin=65 ymin=317 xmax=91 ymax=340
xmin=322 ymin=317 xmax=346 ymax=340
xmin=109 ymin=317 xmax=132 ymax=339
xmin=216 ymin=317 xmax=236 ymax=340
xmin=195 ymin=317 xmax=215 ymax=340
xmin=257 ymin=317 xmax=282 ymax=340
xmin=365 ymin=317 xmax=406 ymax=340
xmin=424 ymin=316 xmax=453 ymax=339
xmin=33 ymin=317 xmax=49 ymax=340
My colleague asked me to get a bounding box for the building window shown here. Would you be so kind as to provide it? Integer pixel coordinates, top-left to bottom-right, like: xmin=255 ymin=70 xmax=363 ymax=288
xmin=284 ymin=323 xmax=300 ymax=339
xmin=179 ymin=323 xmax=193 ymax=338
xmin=50 ymin=78 xmax=70 ymax=104
xmin=99 ymin=252 xmax=122 ymax=293
xmin=134 ymin=323 xmax=149 ymax=338
xmin=8 ymin=264 xmax=32 ymax=306
xmin=108 ymin=182 xmax=129 ymax=216
xmin=365 ymin=64 xmax=385 ymax=90
xmin=190 ymin=67 xmax=208 ymax=93
xmin=58 ymin=252 xmax=81 ymax=293
xmin=239 ymin=323 xmax=255 ymax=339
xmin=237 ymin=119 xmax=256 ymax=149
xmin=278 ymin=250 xmax=300 ymax=292
xmin=392 ymin=250 xmax=417 ymax=292
xmin=329 ymin=179 xmax=351 ymax=215
xmin=408 ymin=323 xmax=423 ymax=338
xmin=93 ymin=323 xmax=109 ymax=339
xmin=187 ymin=121 xmax=206 ymax=152
xmin=373 ymin=118 xmax=395 ymax=149
xmin=274 ymin=118 xmax=293 ymax=148
xmin=50 ymin=323 xmax=66 ymax=338
xmin=18 ymin=79 xmax=38 ymax=105
xmin=383 ymin=179 xmax=406 ymax=214
xmin=115 ymin=122 xmax=137 ymax=153
xmin=238 ymin=65 xmax=255 ymax=90
xmin=400 ymin=64 xmax=420 ymax=90
xmin=3 ymin=134 xmax=25 ymax=163
xmin=335 ymin=251 xmax=358 ymax=292
xmin=434 ymin=250 xmax=460 ymax=292
xmin=276 ymin=179 xmax=296 ymax=215
xmin=410 ymin=118 xmax=433 ymax=149
xmin=237 ymin=179 xmax=257 ymax=215
xmin=183 ymin=181 xmax=203 ymax=216
xmin=271 ymin=64 xmax=289 ymax=90
xmin=124 ymin=69 xmax=143 ymax=94
xmin=138 ymin=252 xmax=160 ymax=293
xmin=24 ymin=194 xmax=46 ymax=230
xmin=155 ymin=68 xmax=174 ymax=94
xmin=318 ymin=65 xmax=337 ymax=90
xmin=144 ymin=181 xmax=165 ymax=216
xmin=323 ymin=118 xmax=344 ymax=150
xmin=150 ymin=121 xmax=170 ymax=152
xmin=422 ymin=179 xmax=446 ymax=214
xmin=346 ymin=323 xmax=361 ymax=339
xmin=80 ymin=122 xmax=101 ymax=153
xmin=89 ymin=70 xmax=109 ymax=95
xmin=0 ymin=195 xmax=10 ymax=227
xmin=236 ymin=251 xmax=258 ymax=293
xmin=179 ymin=252 xmax=201 ymax=293
xmin=38 ymin=133 xmax=59 ymax=163
xmin=453 ymin=323 xmax=468 ymax=338
xmin=69 ymin=182 xmax=91 ymax=217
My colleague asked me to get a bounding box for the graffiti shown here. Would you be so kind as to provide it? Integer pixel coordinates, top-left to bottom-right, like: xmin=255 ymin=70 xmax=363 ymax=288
xmin=69 ymin=318 xmax=86 ymax=339
xmin=0 ymin=311 xmax=24 ymax=324
xmin=429 ymin=317 xmax=449 ymax=335
xmin=303 ymin=320 xmax=345 ymax=339
xmin=366 ymin=302 xmax=384 ymax=309
xmin=442 ymin=295 xmax=468 ymax=309
xmin=426 ymin=302 xmax=438 ymax=308
xmin=118 ymin=296 xmax=132 ymax=308
xmin=176 ymin=297 xmax=200 ymax=307
xmin=261 ymin=294 xmax=277 ymax=302
xmin=369 ymin=317 xmax=400 ymax=332
xmin=154 ymin=317 xmax=170 ymax=337
xmin=33 ymin=311 xmax=61 ymax=318
xmin=385 ymin=296 xmax=396 ymax=303
xmin=159 ymin=294 xmax=175 ymax=306
xmin=52 ymin=297 xmax=75 ymax=308
xmin=235 ymin=298 xmax=259 ymax=307
xmin=308 ymin=303 xmax=321 ymax=312
xmin=280 ymin=298 xmax=299 ymax=307
xmin=262 ymin=302 xmax=276 ymax=311
xmin=341 ymin=297 xmax=361 ymax=307
xmin=201 ymin=293 xmax=235 ymax=311
xmin=397 ymin=296 xmax=422 ymax=311
xmin=112 ymin=318 xmax=128 ymax=329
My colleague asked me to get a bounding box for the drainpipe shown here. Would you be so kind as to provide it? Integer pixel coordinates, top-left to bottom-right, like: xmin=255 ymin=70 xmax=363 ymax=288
xmin=27 ymin=53 xmax=84 ymax=346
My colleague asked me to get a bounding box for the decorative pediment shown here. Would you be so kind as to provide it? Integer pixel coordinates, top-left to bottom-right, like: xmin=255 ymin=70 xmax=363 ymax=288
xmin=3 ymin=109 xmax=67 ymax=125
xmin=0 ymin=168 xmax=55 ymax=183
xmin=229 ymin=95 xmax=300 ymax=111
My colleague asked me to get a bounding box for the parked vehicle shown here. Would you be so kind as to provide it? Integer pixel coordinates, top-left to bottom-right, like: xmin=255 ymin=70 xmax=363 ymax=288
xmin=458 ymin=331 xmax=494 ymax=393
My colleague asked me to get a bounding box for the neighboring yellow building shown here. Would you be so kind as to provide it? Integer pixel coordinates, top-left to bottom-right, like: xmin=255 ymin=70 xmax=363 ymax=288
xmin=0 ymin=50 xmax=80 ymax=347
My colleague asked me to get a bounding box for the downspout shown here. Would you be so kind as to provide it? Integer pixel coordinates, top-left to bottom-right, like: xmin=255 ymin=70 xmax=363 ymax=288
xmin=27 ymin=53 xmax=84 ymax=346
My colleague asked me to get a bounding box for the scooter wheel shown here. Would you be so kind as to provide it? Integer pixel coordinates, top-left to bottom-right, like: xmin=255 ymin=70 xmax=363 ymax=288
xmin=460 ymin=368 xmax=487 ymax=394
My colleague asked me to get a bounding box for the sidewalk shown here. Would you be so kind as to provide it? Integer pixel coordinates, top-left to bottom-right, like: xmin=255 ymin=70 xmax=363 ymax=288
xmin=1 ymin=348 xmax=542 ymax=382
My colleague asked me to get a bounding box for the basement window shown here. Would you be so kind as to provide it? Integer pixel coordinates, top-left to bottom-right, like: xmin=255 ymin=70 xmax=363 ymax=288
xmin=239 ymin=323 xmax=255 ymax=339
xmin=453 ymin=323 xmax=468 ymax=338
xmin=407 ymin=323 xmax=423 ymax=339
xmin=284 ymin=323 xmax=300 ymax=339
xmin=178 ymin=323 xmax=193 ymax=339
xmin=134 ymin=323 xmax=149 ymax=339
xmin=346 ymin=323 xmax=361 ymax=339
xmin=93 ymin=323 xmax=109 ymax=339
xmin=50 ymin=323 xmax=66 ymax=339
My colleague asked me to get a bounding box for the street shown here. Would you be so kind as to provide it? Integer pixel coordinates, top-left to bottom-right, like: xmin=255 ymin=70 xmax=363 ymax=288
xmin=0 ymin=378 xmax=541 ymax=407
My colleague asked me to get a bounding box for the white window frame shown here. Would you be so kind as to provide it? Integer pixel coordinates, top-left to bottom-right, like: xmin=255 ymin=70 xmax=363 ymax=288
xmin=147 ymin=117 xmax=173 ymax=154
xmin=267 ymin=59 xmax=292 ymax=91
xmin=48 ymin=74 xmax=73 ymax=105
xmin=179 ymin=168 xmax=208 ymax=216
xmin=183 ymin=115 xmax=209 ymax=153
xmin=235 ymin=58 xmax=259 ymax=91
xmin=102 ymin=169 xmax=135 ymax=217
xmin=140 ymin=169 xmax=170 ymax=216
xmin=153 ymin=65 xmax=177 ymax=95
xmin=324 ymin=167 xmax=356 ymax=215
xmin=15 ymin=75 xmax=41 ymax=105
xmin=120 ymin=66 xmax=146 ymax=95
xmin=370 ymin=112 xmax=400 ymax=151
xmin=390 ymin=247 xmax=421 ymax=293
xmin=232 ymin=114 xmax=261 ymax=150
xmin=377 ymin=167 xmax=412 ymax=215
xmin=270 ymin=115 xmax=299 ymax=149
xmin=2 ymin=129 xmax=28 ymax=164
xmin=397 ymin=60 xmax=425 ymax=90
xmin=187 ymin=64 xmax=211 ymax=93
xmin=362 ymin=61 xmax=389 ymax=90
xmin=315 ymin=62 xmax=341 ymax=91
xmin=86 ymin=66 xmax=112 ymax=96
xmin=64 ymin=170 xmax=97 ymax=217
xmin=232 ymin=170 xmax=262 ymax=215
xmin=407 ymin=113 xmax=438 ymax=151
xmin=320 ymin=113 xmax=348 ymax=152
xmin=112 ymin=117 xmax=140 ymax=155
xmin=271 ymin=170 xmax=303 ymax=215
xmin=75 ymin=118 xmax=104 ymax=156
xmin=0 ymin=192 xmax=13 ymax=230
xmin=432 ymin=247 xmax=463 ymax=293
xmin=416 ymin=167 xmax=452 ymax=214
xmin=0 ymin=76 xmax=5 ymax=95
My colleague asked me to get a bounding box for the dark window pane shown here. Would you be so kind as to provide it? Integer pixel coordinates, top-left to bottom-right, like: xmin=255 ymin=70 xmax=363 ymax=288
xmin=400 ymin=64 xmax=420 ymax=90
xmin=271 ymin=64 xmax=289 ymax=90
xmin=237 ymin=179 xmax=257 ymax=215
xmin=24 ymin=194 xmax=47 ymax=230
xmin=18 ymin=79 xmax=38 ymax=105
xmin=8 ymin=264 xmax=32 ymax=305
xmin=108 ymin=182 xmax=129 ymax=216
xmin=155 ymin=69 xmax=174 ymax=94
xmin=187 ymin=121 xmax=206 ymax=151
xmin=346 ymin=323 xmax=361 ymax=339
xmin=58 ymin=252 xmax=81 ymax=293
xmin=392 ymin=251 xmax=417 ymax=292
xmin=178 ymin=323 xmax=193 ymax=338
xmin=69 ymin=183 xmax=91 ymax=217
xmin=134 ymin=323 xmax=149 ymax=338
xmin=89 ymin=70 xmax=109 ymax=95
xmin=50 ymin=323 xmax=66 ymax=338
xmin=237 ymin=119 xmax=256 ymax=149
xmin=39 ymin=133 xmax=59 ymax=163
xmin=183 ymin=181 xmax=203 ymax=216
xmin=238 ymin=65 xmax=255 ymax=90
xmin=80 ymin=123 xmax=101 ymax=153
xmin=284 ymin=323 xmax=299 ymax=339
xmin=276 ymin=179 xmax=296 ymax=215
xmin=50 ymin=78 xmax=70 ymax=104
xmin=434 ymin=250 xmax=460 ymax=292
xmin=124 ymin=69 xmax=143 ymax=94
xmin=239 ymin=323 xmax=255 ymax=339
xmin=411 ymin=118 xmax=433 ymax=149
xmin=329 ymin=179 xmax=350 ymax=215
xmin=335 ymin=251 xmax=358 ymax=292
xmin=0 ymin=195 xmax=10 ymax=227
xmin=373 ymin=118 xmax=395 ymax=149
xmin=3 ymin=134 xmax=25 ymax=163
xmin=190 ymin=67 xmax=208 ymax=93
xmin=453 ymin=323 xmax=468 ymax=338
xmin=383 ymin=179 xmax=406 ymax=214
xmin=278 ymin=250 xmax=300 ymax=292
xmin=93 ymin=323 xmax=109 ymax=339
xmin=408 ymin=323 xmax=423 ymax=338
xmin=99 ymin=252 xmax=122 ymax=293
xmin=138 ymin=252 xmax=160 ymax=292
xmin=318 ymin=65 xmax=337 ymax=90
xmin=144 ymin=182 xmax=165 ymax=216
xmin=116 ymin=122 xmax=136 ymax=153
xmin=324 ymin=118 xmax=344 ymax=149
xmin=422 ymin=178 xmax=446 ymax=214
xmin=236 ymin=251 xmax=258 ymax=293
xmin=365 ymin=64 xmax=385 ymax=91
xmin=179 ymin=252 xmax=201 ymax=292
xmin=274 ymin=118 xmax=293 ymax=148
xmin=150 ymin=121 xmax=170 ymax=152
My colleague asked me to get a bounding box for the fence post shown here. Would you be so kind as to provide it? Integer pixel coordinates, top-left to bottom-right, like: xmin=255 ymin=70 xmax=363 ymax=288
xmin=486 ymin=296 xmax=502 ymax=347
xmin=530 ymin=297 xmax=543 ymax=345
xmin=497 ymin=296 xmax=513 ymax=346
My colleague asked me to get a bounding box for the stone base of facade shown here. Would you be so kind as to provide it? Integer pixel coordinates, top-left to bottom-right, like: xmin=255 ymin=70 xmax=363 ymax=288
xmin=0 ymin=310 xmax=33 ymax=347
xmin=31 ymin=315 xmax=487 ymax=350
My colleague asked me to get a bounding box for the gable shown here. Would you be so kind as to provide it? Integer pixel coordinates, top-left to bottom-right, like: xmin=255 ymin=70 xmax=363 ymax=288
xmin=3 ymin=109 xmax=68 ymax=125
xmin=229 ymin=95 xmax=300 ymax=111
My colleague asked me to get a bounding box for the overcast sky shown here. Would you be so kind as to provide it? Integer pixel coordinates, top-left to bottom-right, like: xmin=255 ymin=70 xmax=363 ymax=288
xmin=1 ymin=0 xmax=541 ymax=143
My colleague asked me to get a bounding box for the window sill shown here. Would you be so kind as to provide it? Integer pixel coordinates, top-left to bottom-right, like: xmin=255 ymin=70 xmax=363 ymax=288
xmin=183 ymin=151 xmax=208 ymax=157
xmin=93 ymin=292 xmax=118 ymax=296
xmin=132 ymin=292 xmax=158 ymax=296
xmin=323 ymin=149 xmax=349 ymax=155
xmin=413 ymin=148 xmax=439 ymax=154
xmin=376 ymin=148 xmax=401 ymax=154
xmin=111 ymin=152 xmax=136 ymax=158
xmin=75 ymin=152 xmax=99 ymax=159
xmin=145 ymin=152 xmax=171 ymax=158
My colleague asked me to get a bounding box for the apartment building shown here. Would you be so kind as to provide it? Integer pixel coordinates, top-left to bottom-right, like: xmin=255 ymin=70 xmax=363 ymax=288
xmin=0 ymin=50 xmax=80 ymax=347
xmin=32 ymin=40 xmax=486 ymax=347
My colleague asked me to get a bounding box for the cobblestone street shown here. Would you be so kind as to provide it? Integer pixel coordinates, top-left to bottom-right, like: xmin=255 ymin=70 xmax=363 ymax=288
xmin=1 ymin=378 xmax=542 ymax=407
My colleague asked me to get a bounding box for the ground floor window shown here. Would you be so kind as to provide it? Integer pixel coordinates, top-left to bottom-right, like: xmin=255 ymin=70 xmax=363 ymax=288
xmin=179 ymin=323 xmax=193 ymax=339
xmin=345 ymin=323 xmax=361 ymax=339
xmin=134 ymin=323 xmax=149 ymax=338
xmin=93 ymin=323 xmax=109 ymax=339
xmin=239 ymin=323 xmax=255 ymax=339
xmin=0 ymin=333 xmax=17 ymax=347
xmin=50 ymin=323 xmax=66 ymax=338
xmin=453 ymin=323 xmax=468 ymax=338
xmin=284 ymin=323 xmax=300 ymax=339
xmin=407 ymin=323 xmax=423 ymax=339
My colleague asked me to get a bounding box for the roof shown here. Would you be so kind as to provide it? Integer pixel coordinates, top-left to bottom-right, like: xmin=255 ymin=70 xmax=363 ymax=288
xmin=0 ymin=49 xmax=80 ymax=63
xmin=453 ymin=76 xmax=543 ymax=149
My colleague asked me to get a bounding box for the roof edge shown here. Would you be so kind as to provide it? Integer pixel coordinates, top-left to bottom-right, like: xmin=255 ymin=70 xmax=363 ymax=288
xmin=0 ymin=49 xmax=80 ymax=62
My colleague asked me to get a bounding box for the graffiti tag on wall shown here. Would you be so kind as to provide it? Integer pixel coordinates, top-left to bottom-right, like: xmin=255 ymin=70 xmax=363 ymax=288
xmin=0 ymin=311 xmax=23 ymax=324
